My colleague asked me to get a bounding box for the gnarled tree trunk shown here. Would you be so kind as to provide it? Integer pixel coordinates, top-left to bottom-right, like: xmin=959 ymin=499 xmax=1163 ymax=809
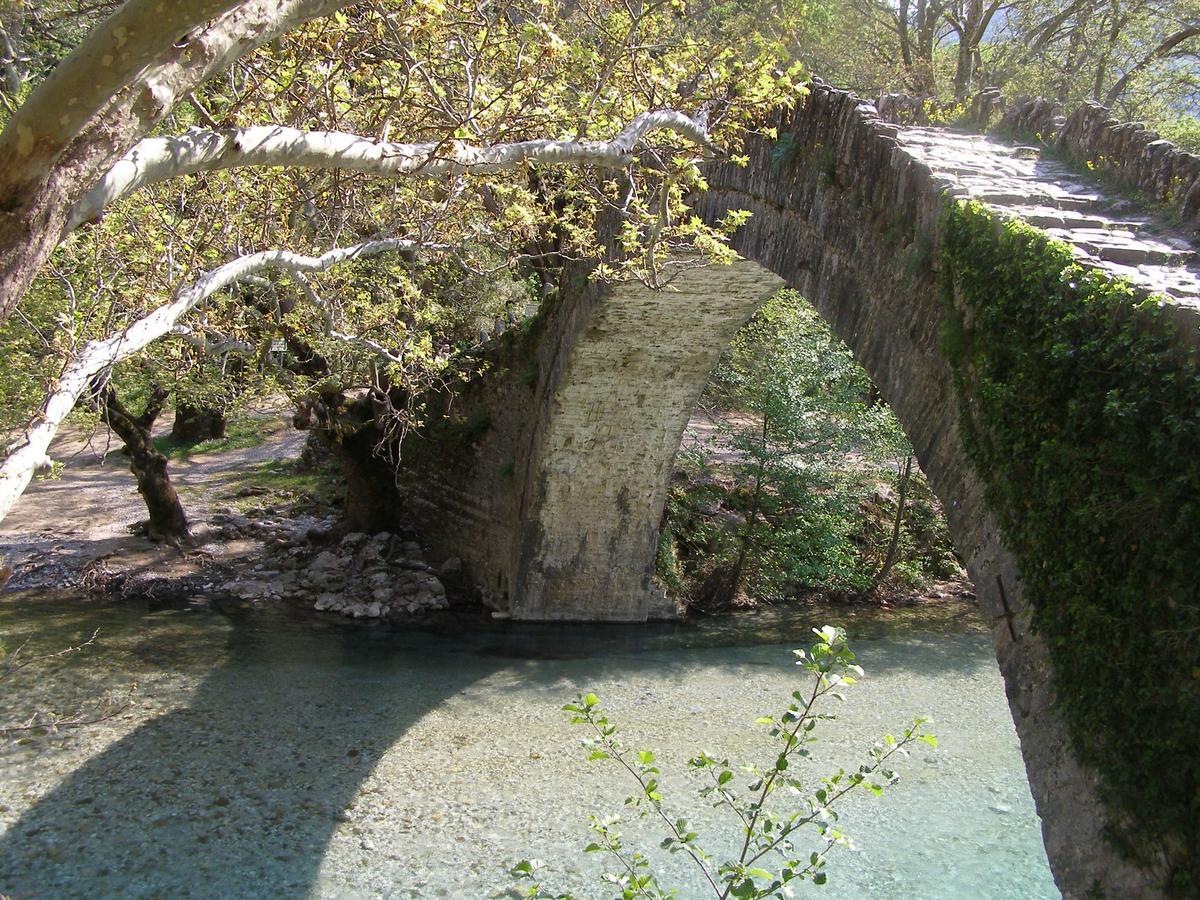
xmin=0 ymin=0 xmax=359 ymax=325
xmin=169 ymin=402 xmax=227 ymax=444
xmin=864 ymin=454 xmax=914 ymax=596
xmin=329 ymin=427 xmax=400 ymax=535
xmin=98 ymin=384 xmax=191 ymax=544
xmin=294 ymin=387 xmax=401 ymax=535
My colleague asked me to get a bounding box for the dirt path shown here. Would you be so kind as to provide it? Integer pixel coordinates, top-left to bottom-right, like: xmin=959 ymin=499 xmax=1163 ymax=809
xmin=679 ymin=407 xmax=757 ymax=465
xmin=0 ymin=407 xmax=306 ymax=593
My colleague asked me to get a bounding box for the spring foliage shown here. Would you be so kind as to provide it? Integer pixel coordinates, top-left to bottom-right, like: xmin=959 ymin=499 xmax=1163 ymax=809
xmin=659 ymin=291 xmax=959 ymax=606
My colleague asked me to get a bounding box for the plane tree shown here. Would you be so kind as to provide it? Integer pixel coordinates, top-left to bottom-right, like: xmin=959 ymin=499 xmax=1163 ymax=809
xmin=0 ymin=0 xmax=813 ymax=539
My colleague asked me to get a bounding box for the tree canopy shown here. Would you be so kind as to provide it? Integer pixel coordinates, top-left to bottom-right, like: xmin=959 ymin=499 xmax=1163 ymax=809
xmin=0 ymin=0 xmax=1196 ymax=526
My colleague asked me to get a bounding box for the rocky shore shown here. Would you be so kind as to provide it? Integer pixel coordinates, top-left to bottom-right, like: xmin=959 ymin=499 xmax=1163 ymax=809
xmin=0 ymin=417 xmax=458 ymax=623
xmin=211 ymin=510 xmax=452 ymax=618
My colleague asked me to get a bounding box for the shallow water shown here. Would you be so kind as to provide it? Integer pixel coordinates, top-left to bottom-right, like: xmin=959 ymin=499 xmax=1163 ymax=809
xmin=0 ymin=594 xmax=1058 ymax=898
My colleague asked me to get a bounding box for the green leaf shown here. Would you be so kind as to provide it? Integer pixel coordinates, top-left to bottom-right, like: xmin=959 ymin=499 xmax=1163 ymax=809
xmin=731 ymin=879 xmax=757 ymax=898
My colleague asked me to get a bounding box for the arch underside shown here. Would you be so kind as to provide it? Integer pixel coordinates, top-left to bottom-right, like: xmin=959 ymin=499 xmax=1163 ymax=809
xmin=511 ymin=260 xmax=782 ymax=621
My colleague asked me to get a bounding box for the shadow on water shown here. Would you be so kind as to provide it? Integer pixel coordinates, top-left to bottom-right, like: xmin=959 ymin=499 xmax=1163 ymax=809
xmin=0 ymin=595 xmax=991 ymax=897
xmin=457 ymin=597 xmax=993 ymax=673
xmin=0 ymin=603 xmax=503 ymax=897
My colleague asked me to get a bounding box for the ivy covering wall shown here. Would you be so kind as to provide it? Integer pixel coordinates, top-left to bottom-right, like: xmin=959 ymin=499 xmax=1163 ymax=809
xmin=943 ymin=201 xmax=1200 ymax=894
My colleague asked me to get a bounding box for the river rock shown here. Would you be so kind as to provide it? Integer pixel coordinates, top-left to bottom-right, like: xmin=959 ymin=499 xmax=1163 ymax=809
xmin=306 ymin=524 xmax=333 ymax=543
xmin=309 ymin=550 xmax=341 ymax=571
xmin=228 ymin=579 xmax=270 ymax=600
xmin=314 ymin=593 xmax=339 ymax=611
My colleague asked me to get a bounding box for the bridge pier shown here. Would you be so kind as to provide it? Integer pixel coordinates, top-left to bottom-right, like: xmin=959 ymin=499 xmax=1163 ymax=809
xmin=510 ymin=261 xmax=782 ymax=620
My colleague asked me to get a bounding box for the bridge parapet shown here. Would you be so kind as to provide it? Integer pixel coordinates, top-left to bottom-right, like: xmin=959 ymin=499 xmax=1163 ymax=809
xmin=878 ymin=87 xmax=1200 ymax=241
xmin=1055 ymin=102 xmax=1200 ymax=234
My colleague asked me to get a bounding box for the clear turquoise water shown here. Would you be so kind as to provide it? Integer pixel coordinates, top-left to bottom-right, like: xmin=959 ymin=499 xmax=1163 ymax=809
xmin=0 ymin=595 xmax=1058 ymax=898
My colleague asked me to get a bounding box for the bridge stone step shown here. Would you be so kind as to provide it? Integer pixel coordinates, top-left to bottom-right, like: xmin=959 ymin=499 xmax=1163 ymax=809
xmin=896 ymin=122 xmax=1200 ymax=306
xmin=1006 ymin=206 xmax=1141 ymax=231
xmin=1062 ymin=229 xmax=1193 ymax=266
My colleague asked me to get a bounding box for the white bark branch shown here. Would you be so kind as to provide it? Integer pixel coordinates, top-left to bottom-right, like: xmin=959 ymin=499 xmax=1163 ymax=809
xmin=69 ymin=110 xmax=710 ymax=230
xmin=0 ymin=238 xmax=421 ymax=525
xmin=0 ymin=0 xmax=244 ymax=176
xmin=327 ymin=330 xmax=408 ymax=366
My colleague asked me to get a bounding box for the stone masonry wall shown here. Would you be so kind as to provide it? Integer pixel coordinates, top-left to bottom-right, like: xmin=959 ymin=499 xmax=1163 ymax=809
xmin=694 ymin=82 xmax=1188 ymax=897
xmin=397 ymin=312 xmax=553 ymax=612
xmin=1056 ymin=102 xmax=1200 ymax=236
xmin=512 ymin=261 xmax=780 ymax=620
xmin=400 ymin=261 xmax=781 ymax=621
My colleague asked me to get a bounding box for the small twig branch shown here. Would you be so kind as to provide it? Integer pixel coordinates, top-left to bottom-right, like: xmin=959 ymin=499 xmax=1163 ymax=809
xmin=1 ymin=628 xmax=100 ymax=680
xmin=584 ymin=717 xmax=722 ymax=895
xmin=171 ymin=325 xmax=255 ymax=355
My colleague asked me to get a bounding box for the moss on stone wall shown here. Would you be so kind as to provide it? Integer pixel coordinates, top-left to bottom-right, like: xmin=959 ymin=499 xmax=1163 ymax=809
xmin=943 ymin=200 xmax=1200 ymax=893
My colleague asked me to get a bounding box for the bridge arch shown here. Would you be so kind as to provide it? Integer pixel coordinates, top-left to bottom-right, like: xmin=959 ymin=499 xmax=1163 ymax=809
xmin=402 ymin=83 xmax=1200 ymax=894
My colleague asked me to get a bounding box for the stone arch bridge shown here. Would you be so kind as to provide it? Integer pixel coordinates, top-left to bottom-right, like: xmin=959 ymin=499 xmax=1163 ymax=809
xmin=400 ymin=83 xmax=1200 ymax=896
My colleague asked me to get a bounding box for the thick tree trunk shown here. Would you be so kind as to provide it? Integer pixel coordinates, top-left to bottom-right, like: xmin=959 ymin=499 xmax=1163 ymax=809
xmin=866 ymin=455 xmax=914 ymax=595
xmin=703 ymin=412 xmax=770 ymax=609
xmin=170 ymin=403 xmax=227 ymax=444
xmin=98 ymin=385 xmax=191 ymax=544
xmin=0 ymin=175 xmax=72 ymax=326
xmin=913 ymin=0 xmax=940 ymax=93
xmin=296 ymin=387 xmax=401 ymax=535
xmin=0 ymin=0 xmax=359 ymax=325
xmin=328 ymin=426 xmax=400 ymax=535
xmin=954 ymin=38 xmax=975 ymax=98
xmin=898 ymin=0 xmax=914 ymax=69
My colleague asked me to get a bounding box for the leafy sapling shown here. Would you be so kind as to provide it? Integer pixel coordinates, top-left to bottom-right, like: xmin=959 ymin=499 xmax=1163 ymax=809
xmin=511 ymin=626 xmax=935 ymax=898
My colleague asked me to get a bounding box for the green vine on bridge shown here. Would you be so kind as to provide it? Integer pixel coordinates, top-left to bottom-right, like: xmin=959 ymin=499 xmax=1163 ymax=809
xmin=942 ymin=201 xmax=1200 ymax=894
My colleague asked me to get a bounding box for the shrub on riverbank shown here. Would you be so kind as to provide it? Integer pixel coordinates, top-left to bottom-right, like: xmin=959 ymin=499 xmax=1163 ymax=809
xmin=658 ymin=292 xmax=961 ymax=609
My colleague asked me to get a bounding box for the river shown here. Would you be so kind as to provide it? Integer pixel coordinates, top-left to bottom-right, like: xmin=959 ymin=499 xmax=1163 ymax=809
xmin=0 ymin=592 xmax=1058 ymax=898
